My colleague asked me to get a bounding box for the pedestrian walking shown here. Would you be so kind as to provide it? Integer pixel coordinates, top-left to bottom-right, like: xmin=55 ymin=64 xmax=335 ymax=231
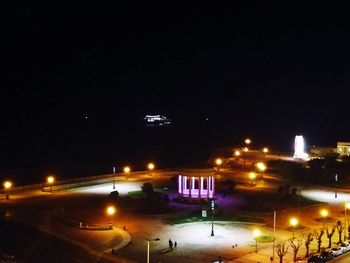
xmin=174 ymin=241 xmax=177 ymax=249
xmin=169 ymin=239 xmax=173 ymax=250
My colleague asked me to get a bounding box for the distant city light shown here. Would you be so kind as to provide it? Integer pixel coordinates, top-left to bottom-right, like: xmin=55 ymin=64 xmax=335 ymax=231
xmin=243 ymin=147 xmax=249 ymax=152
xmin=262 ymin=147 xmax=269 ymax=153
xmin=234 ymin=150 xmax=241 ymax=156
xmin=244 ymin=138 xmax=251 ymax=145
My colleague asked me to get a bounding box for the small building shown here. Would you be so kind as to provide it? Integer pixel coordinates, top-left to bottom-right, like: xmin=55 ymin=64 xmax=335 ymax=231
xmin=337 ymin=142 xmax=350 ymax=156
xmin=309 ymin=146 xmax=336 ymax=158
xmin=178 ymin=170 xmax=215 ymax=199
xmin=144 ymin=115 xmax=171 ymax=126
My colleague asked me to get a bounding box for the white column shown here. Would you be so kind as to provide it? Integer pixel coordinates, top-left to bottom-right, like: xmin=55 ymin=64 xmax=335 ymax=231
xmin=207 ymin=177 xmax=210 ymax=198
xmin=211 ymin=176 xmax=215 ymax=195
xmin=189 ymin=176 xmax=192 ymax=198
xmin=178 ymin=175 xmax=182 ymax=195
xmin=199 ymin=177 xmax=202 ymax=198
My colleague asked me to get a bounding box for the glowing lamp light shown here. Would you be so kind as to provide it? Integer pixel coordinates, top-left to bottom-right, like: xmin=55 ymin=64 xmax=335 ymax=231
xmin=148 ymin=163 xmax=155 ymax=170
xmin=249 ymin=172 xmax=257 ymax=180
xmin=256 ymin=162 xmax=266 ymax=172
xmin=106 ymin=206 xmax=116 ymax=216
xmin=243 ymin=147 xmax=249 ymax=152
xmin=346 ymin=203 xmax=350 ymax=210
xmin=3 ymin=181 xmax=12 ymax=189
xmin=47 ymin=176 xmax=55 ymax=184
xmin=234 ymin=150 xmax=241 ymax=156
xmin=215 ymin=158 xmax=223 ymax=166
xmin=290 ymin=217 xmax=299 ymax=227
xmin=253 ymin=228 xmax=261 ymax=238
xmin=262 ymin=147 xmax=269 ymax=153
xmin=320 ymin=209 xmax=329 ymax=218
xmin=245 ymin=138 xmax=251 ymax=145
xmin=293 ymin=135 xmax=309 ymax=160
xmin=123 ymin=166 xmax=131 ymax=173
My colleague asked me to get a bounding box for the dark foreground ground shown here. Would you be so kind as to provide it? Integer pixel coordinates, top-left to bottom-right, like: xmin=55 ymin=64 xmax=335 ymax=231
xmin=0 ymin=219 xmax=107 ymax=263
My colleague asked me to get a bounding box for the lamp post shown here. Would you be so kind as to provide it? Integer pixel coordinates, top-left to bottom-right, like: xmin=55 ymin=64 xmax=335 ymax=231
xmin=263 ymin=147 xmax=269 ymax=157
xmin=215 ymin=158 xmax=223 ymax=173
xmin=148 ymin=163 xmax=155 ymax=177
xmin=249 ymin=172 xmax=257 ymax=186
xmin=113 ymin=166 xmax=116 ymax=189
xmin=256 ymin=162 xmax=267 ymax=179
xmin=106 ymin=205 xmax=116 ymax=228
xmin=289 ymin=217 xmax=299 ymax=238
xmin=146 ymin=238 xmax=160 ymax=263
xmin=253 ymin=228 xmax=261 ymax=253
xmin=210 ymin=199 xmax=215 ymax=236
xmin=124 ymin=166 xmax=131 ymax=181
xmin=46 ymin=175 xmax=55 ymax=192
xmin=3 ymin=181 xmax=12 ymax=200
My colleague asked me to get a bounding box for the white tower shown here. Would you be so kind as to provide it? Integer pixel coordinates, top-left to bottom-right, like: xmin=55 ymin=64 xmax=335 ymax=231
xmin=293 ymin=135 xmax=309 ymax=159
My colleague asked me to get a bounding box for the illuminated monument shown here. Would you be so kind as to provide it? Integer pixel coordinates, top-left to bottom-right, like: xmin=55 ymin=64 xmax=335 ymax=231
xmin=178 ymin=170 xmax=215 ymax=199
xmin=293 ymin=135 xmax=309 ymax=160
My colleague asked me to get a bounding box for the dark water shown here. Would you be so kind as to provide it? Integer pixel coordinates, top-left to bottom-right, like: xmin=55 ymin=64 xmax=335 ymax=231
xmin=0 ymin=115 xmax=319 ymax=186
xmin=0 ymin=219 xmax=106 ymax=263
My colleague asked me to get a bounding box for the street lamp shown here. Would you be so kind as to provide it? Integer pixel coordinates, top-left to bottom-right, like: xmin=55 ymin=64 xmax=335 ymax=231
xmin=106 ymin=205 xmax=116 ymax=228
xmin=148 ymin=163 xmax=155 ymax=176
xmin=253 ymin=228 xmax=261 ymax=253
xmin=112 ymin=166 xmax=116 ymax=189
xmin=320 ymin=209 xmax=329 ymax=218
xmin=249 ymin=172 xmax=257 ymax=185
xmin=146 ymin=238 xmax=160 ymax=263
xmin=289 ymin=217 xmax=299 ymax=238
xmin=234 ymin=150 xmax=240 ymax=157
xmin=256 ymin=162 xmax=266 ymax=179
xmin=124 ymin=166 xmax=131 ymax=180
xmin=215 ymin=158 xmax=223 ymax=172
xmin=210 ymin=199 xmax=215 ymax=236
xmin=46 ymin=175 xmax=55 ymax=192
xmin=3 ymin=181 xmax=12 ymax=200
xmin=263 ymin=147 xmax=269 ymax=154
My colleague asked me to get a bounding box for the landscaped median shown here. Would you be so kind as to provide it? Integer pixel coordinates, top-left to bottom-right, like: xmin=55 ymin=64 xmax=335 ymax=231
xmin=165 ymin=210 xmax=265 ymax=225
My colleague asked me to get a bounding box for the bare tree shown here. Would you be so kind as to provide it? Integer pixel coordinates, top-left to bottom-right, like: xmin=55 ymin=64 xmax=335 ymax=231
xmin=336 ymin=220 xmax=344 ymax=244
xmin=276 ymin=243 xmax=289 ymax=263
xmin=303 ymin=233 xmax=314 ymax=257
xmin=315 ymin=228 xmax=325 ymax=252
xmin=326 ymin=226 xmax=336 ymax=248
xmin=289 ymin=238 xmax=302 ymax=262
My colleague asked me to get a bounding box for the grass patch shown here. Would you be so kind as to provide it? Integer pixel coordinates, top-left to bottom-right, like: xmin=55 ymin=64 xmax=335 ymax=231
xmin=240 ymin=193 xmax=325 ymax=213
xmin=166 ymin=210 xmax=264 ymax=225
xmin=127 ymin=191 xmax=145 ymax=197
xmin=255 ymin=235 xmax=274 ymax=243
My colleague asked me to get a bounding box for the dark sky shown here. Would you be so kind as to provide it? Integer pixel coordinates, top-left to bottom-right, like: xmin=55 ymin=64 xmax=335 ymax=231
xmin=2 ymin=2 xmax=350 ymax=171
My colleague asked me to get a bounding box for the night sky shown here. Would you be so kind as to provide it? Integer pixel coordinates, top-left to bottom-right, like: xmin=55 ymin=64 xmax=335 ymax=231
xmin=2 ymin=3 xmax=350 ymax=178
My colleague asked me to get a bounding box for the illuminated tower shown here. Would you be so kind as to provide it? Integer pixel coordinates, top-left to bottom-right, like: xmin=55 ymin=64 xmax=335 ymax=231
xmin=293 ymin=135 xmax=309 ymax=159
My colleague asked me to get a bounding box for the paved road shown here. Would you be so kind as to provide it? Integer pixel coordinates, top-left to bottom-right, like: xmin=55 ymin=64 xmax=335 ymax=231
xmin=330 ymin=253 xmax=350 ymax=262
